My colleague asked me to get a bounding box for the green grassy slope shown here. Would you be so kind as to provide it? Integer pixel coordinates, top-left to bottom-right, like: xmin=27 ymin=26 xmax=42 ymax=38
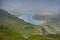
xmin=0 ymin=9 xmax=60 ymax=40
xmin=0 ymin=9 xmax=39 ymax=38
xmin=0 ymin=28 xmax=25 ymax=40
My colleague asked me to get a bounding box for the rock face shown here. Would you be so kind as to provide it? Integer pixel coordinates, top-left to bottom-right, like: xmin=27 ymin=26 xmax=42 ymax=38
xmin=37 ymin=25 xmax=48 ymax=35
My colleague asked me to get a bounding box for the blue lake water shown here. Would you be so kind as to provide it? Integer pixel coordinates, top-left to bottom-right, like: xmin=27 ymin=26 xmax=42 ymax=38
xmin=16 ymin=13 xmax=45 ymax=25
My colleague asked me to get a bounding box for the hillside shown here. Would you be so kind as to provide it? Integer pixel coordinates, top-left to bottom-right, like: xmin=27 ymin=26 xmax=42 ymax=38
xmin=0 ymin=9 xmax=40 ymax=38
xmin=0 ymin=9 xmax=60 ymax=40
xmin=33 ymin=12 xmax=60 ymax=34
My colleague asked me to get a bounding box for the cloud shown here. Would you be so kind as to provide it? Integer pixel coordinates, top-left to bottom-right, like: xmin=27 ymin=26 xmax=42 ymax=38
xmin=0 ymin=0 xmax=59 ymax=15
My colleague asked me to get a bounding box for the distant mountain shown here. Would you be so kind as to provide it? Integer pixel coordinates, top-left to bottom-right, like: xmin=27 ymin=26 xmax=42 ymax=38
xmin=33 ymin=12 xmax=59 ymax=21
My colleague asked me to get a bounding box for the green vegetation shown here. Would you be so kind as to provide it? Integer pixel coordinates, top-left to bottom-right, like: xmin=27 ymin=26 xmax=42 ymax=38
xmin=0 ymin=26 xmax=60 ymax=40
xmin=0 ymin=28 xmax=25 ymax=40
xmin=0 ymin=9 xmax=38 ymax=37
xmin=26 ymin=35 xmax=53 ymax=40
xmin=0 ymin=9 xmax=60 ymax=40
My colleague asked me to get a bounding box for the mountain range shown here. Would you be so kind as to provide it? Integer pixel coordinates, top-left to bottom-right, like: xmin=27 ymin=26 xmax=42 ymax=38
xmin=0 ymin=9 xmax=60 ymax=40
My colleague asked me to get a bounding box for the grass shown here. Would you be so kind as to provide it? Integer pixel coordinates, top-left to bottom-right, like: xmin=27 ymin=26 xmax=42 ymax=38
xmin=0 ymin=27 xmax=25 ymax=40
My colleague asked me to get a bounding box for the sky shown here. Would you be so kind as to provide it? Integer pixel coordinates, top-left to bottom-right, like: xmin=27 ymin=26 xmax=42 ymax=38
xmin=0 ymin=0 xmax=60 ymax=14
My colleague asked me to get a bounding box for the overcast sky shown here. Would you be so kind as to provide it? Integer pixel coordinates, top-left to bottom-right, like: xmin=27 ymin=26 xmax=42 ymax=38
xmin=0 ymin=0 xmax=60 ymax=14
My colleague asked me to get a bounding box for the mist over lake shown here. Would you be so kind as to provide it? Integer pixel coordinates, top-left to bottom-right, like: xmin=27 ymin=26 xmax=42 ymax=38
xmin=16 ymin=13 xmax=45 ymax=25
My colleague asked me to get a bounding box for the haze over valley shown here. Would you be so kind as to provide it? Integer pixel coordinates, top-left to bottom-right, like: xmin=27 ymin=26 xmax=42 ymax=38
xmin=0 ymin=0 xmax=60 ymax=40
